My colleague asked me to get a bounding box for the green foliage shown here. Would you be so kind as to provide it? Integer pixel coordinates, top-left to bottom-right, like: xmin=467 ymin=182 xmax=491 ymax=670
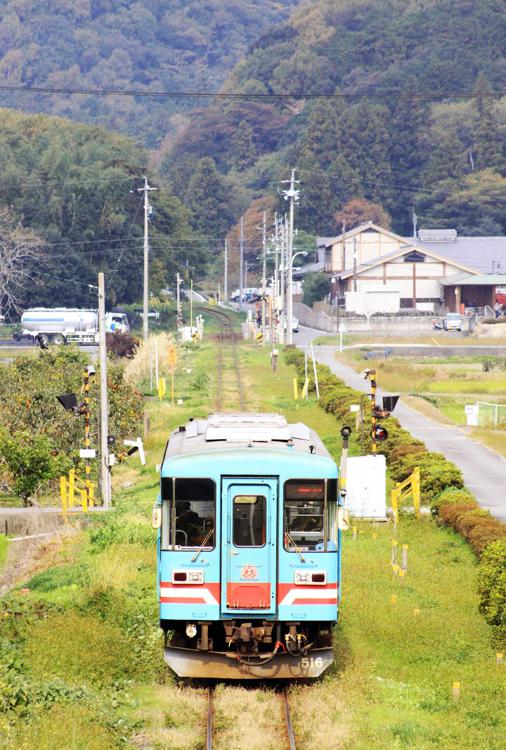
xmin=0 ymin=433 xmax=63 ymax=505
xmin=88 ymin=516 xmax=155 ymax=553
xmin=0 ymin=0 xmax=295 ymax=146
xmin=0 ymin=535 xmax=8 ymax=571
xmin=27 ymin=565 xmax=90 ymax=593
xmin=170 ymin=0 xmax=506 ymax=235
xmin=0 ymin=109 xmax=205 ymax=310
xmin=22 ymin=611 xmax=137 ymax=687
xmin=302 ymin=272 xmax=330 ymax=307
xmin=478 ymin=540 xmax=506 ymax=643
xmin=0 ymin=348 xmax=142 ymax=504
xmin=430 ymin=487 xmax=476 ymax=517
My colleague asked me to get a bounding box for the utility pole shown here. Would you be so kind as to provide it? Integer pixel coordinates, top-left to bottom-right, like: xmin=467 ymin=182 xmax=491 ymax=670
xmin=412 ymin=206 xmax=418 ymax=239
xmin=272 ymin=213 xmax=280 ymax=344
xmin=239 ymin=216 xmax=244 ymax=311
xmin=283 ymin=169 xmax=300 ymax=345
xmin=224 ymin=238 xmax=228 ymax=303
xmin=279 ymin=216 xmax=286 ymax=343
xmin=137 ymin=176 xmax=158 ymax=342
xmin=176 ymin=272 xmax=182 ymax=330
xmin=261 ymin=210 xmax=267 ymax=346
xmin=98 ymin=272 xmax=111 ymax=509
xmin=353 ymin=237 xmax=358 ymax=292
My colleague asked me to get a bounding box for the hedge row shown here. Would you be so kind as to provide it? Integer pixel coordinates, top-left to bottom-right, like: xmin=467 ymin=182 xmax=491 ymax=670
xmin=285 ymin=348 xmax=506 ymax=647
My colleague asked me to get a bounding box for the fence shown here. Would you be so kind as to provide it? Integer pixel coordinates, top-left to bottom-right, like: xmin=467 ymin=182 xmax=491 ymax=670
xmin=476 ymin=401 xmax=506 ymax=428
xmin=60 ymin=469 xmax=95 ymax=514
xmin=391 ymin=467 xmax=421 ymax=526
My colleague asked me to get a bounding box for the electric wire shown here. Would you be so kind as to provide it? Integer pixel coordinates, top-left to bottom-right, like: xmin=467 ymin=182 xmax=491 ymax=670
xmin=0 ymin=83 xmax=504 ymax=101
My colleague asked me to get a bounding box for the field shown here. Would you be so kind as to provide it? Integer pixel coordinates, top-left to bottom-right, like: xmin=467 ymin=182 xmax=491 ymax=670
xmin=333 ymin=348 xmax=506 ymax=457
xmin=0 ymin=333 xmax=504 ymax=748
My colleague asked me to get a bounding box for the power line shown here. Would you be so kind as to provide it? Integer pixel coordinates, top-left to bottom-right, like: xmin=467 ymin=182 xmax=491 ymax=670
xmin=0 ymin=83 xmax=504 ymax=101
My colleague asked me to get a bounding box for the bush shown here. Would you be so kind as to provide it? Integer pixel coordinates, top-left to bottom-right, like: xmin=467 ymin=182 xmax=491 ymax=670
xmin=430 ymin=487 xmax=476 ymax=516
xmin=438 ymin=502 xmax=506 ymax=556
xmin=439 ymin=502 xmax=478 ymax=527
xmin=106 ymin=331 xmax=139 ymax=358
xmin=467 ymin=520 xmax=506 ymax=556
xmin=478 ymin=540 xmax=506 ymax=631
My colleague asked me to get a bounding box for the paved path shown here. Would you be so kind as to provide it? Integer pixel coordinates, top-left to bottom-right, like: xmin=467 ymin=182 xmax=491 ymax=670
xmin=296 ymin=326 xmax=506 ymax=522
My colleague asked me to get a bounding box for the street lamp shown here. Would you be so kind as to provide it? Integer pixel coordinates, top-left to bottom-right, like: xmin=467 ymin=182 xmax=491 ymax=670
xmin=287 ymin=250 xmax=308 ymax=345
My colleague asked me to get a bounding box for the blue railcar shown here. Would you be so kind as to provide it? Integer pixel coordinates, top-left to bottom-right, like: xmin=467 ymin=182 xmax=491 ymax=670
xmin=153 ymin=413 xmax=345 ymax=679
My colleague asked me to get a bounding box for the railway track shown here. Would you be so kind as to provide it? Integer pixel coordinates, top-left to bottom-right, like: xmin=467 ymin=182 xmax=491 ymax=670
xmin=205 ymin=685 xmax=297 ymax=750
xmin=194 ymin=306 xmax=246 ymax=411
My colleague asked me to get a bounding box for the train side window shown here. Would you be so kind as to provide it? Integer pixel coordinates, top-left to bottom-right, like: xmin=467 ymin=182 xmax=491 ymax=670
xmin=284 ymin=479 xmax=338 ymax=552
xmin=161 ymin=478 xmax=215 ymax=550
xmin=233 ymin=495 xmax=266 ymax=547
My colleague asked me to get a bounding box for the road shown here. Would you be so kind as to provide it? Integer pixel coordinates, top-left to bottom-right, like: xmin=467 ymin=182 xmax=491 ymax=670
xmin=295 ymin=325 xmax=506 ymax=522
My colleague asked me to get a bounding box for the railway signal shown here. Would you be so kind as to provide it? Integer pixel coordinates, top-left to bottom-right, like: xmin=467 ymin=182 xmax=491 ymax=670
xmin=360 ymin=369 xmax=399 ymax=454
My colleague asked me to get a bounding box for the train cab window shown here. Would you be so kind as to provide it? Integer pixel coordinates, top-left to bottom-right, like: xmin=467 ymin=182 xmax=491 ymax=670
xmin=161 ymin=478 xmax=215 ymax=550
xmin=284 ymin=479 xmax=338 ymax=552
xmin=233 ymin=495 xmax=266 ymax=547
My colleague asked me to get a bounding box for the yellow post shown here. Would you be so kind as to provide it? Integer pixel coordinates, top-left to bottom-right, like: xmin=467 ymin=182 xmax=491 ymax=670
xmin=68 ymin=468 xmax=75 ymax=510
xmin=293 ymin=377 xmax=299 ymax=400
xmin=158 ymin=377 xmax=166 ymax=400
xmin=391 ymin=486 xmax=399 ymax=527
xmin=60 ymin=475 xmax=67 ymax=516
xmin=413 ymin=467 xmax=421 ymax=518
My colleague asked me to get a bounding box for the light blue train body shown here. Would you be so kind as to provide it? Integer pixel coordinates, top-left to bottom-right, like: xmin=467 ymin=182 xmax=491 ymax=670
xmin=155 ymin=413 xmax=342 ymax=679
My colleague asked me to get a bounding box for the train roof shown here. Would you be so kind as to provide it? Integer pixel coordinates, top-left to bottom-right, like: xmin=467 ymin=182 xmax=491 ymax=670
xmin=163 ymin=413 xmax=332 ymax=461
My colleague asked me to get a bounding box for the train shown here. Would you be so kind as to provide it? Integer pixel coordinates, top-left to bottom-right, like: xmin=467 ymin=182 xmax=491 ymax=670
xmin=153 ymin=412 xmax=347 ymax=679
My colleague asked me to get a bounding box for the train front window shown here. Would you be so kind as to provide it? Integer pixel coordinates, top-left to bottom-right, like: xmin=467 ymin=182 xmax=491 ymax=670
xmin=161 ymin=478 xmax=215 ymax=550
xmin=284 ymin=480 xmax=338 ymax=552
xmin=233 ymin=495 xmax=266 ymax=547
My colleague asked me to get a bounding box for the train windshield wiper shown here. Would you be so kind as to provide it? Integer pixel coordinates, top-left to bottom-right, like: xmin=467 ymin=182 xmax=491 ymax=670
xmin=284 ymin=531 xmax=306 ymax=564
xmin=191 ymin=527 xmax=214 ymax=563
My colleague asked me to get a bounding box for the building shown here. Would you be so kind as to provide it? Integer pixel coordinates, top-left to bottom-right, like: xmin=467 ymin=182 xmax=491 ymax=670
xmin=321 ymin=223 xmax=506 ymax=311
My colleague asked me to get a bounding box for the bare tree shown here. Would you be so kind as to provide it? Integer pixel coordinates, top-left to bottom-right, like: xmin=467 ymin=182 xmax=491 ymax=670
xmin=0 ymin=207 xmax=45 ymax=318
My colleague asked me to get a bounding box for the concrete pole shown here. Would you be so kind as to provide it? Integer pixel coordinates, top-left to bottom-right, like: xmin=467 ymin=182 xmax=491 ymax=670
xmin=239 ymin=216 xmax=244 ymax=311
xmin=261 ymin=211 xmax=267 ymax=345
xmin=224 ymin=238 xmax=228 ymax=302
xmin=137 ymin=176 xmax=157 ymax=342
xmin=98 ymin=272 xmax=111 ymax=508
xmin=279 ymin=217 xmax=286 ymax=344
xmin=287 ymin=169 xmax=296 ymax=345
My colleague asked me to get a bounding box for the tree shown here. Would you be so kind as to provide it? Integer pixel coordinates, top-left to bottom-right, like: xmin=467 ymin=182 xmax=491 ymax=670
xmin=231 ymin=120 xmax=256 ymax=171
xmin=303 ymin=272 xmax=330 ymax=307
xmin=472 ymin=73 xmax=503 ymax=171
xmin=0 ymin=208 xmax=45 ymax=317
xmin=334 ymin=198 xmax=391 ymax=231
xmin=185 ymin=157 xmax=234 ymax=239
xmin=0 ymin=433 xmax=62 ymax=506
xmin=421 ymin=169 xmax=506 ymax=233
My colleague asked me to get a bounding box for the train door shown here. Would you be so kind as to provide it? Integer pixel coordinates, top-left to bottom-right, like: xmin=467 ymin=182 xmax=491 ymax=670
xmin=221 ymin=477 xmax=277 ymax=614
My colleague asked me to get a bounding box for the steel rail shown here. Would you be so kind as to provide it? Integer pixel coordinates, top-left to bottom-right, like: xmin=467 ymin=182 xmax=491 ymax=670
xmin=206 ymin=686 xmax=214 ymax=750
xmin=282 ymin=687 xmax=297 ymax=750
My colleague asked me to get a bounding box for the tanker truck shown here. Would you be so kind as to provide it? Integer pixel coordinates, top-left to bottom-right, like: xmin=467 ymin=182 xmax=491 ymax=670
xmin=17 ymin=308 xmax=129 ymax=346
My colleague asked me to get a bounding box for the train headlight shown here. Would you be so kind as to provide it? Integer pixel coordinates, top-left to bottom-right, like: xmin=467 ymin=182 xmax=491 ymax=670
xmin=186 ymin=623 xmax=197 ymax=639
xmin=294 ymin=570 xmax=327 ymax=585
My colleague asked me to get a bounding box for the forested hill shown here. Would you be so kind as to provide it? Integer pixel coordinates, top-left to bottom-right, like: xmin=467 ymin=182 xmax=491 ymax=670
xmin=0 ymin=109 xmax=210 ymax=314
xmin=164 ymin=0 xmax=506 ymax=237
xmin=0 ymin=0 xmax=297 ymax=147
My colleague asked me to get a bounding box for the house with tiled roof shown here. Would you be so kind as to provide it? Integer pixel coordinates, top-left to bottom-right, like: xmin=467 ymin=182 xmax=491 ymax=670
xmin=321 ymin=223 xmax=506 ymax=311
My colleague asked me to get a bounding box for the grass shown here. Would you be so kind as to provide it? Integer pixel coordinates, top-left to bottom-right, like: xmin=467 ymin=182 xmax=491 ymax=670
xmin=0 ymin=534 xmax=8 ymax=571
xmin=1 ymin=334 xmax=505 ymax=749
xmin=313 ymin=331 xmax=506 ymax=346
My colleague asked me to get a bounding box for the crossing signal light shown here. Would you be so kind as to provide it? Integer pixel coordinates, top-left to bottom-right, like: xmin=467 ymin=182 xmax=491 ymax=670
xmin=372 ymin=425 xmax=389 ymax=442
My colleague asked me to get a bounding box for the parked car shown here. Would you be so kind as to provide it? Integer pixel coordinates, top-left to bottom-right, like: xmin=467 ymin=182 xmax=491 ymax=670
xmin=443 ymin=313 xmax=462 ymax=331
